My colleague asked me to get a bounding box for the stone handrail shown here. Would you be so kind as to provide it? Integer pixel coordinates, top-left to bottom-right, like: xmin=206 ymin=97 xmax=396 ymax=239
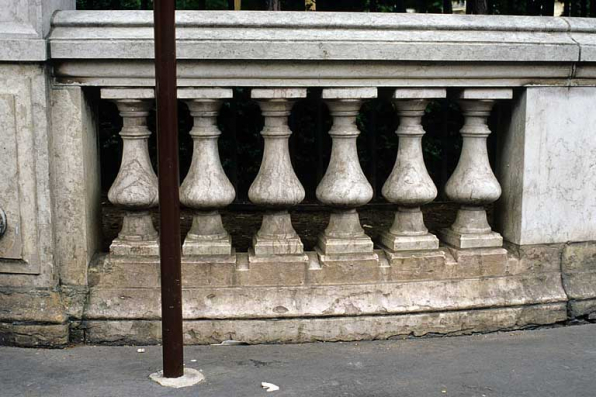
xmin=49 ymin=11 xmax=596 ymax=87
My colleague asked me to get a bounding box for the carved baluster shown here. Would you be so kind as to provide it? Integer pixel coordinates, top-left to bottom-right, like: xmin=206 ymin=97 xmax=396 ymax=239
xmin=439 ymin=88 xmax=512 ymax=249
xmin=101 ymin=88 xmax=159 ymax=256
xmin=179 ymin=88 xmax=235 ymax=256
xmin=316 ymin=88 xmax=377 ymax=257
xmin=380 ymin=89 xmax=445 ymax=252
xmin=248 ymin=89 xmax=307 ymax=259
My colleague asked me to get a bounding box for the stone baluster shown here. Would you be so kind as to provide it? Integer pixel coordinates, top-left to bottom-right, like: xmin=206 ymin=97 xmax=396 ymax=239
xmin=101 ymin=88 xmax=159 ymax=256
xmin=380 ymin=89 xmax=446 ymax=252
xmin=178 ymin=88 xmax=236 ymax=256
xmin=439 ymin=88 xmax=513 ymax=249
xmin=248 ymin=89 xmax=307 ymax=259
xmin=316 ymin=88 xmax=377 ymax=256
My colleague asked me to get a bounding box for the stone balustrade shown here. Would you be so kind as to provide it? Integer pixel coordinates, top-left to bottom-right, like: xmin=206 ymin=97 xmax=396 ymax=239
xmin=6 ymin=9 xmax=596 ymax=347
xmin=100 ymin=85 xmax=512 ymax=263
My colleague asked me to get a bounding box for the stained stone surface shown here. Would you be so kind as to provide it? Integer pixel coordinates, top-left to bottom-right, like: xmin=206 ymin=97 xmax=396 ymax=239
xmin=84 ymin=303 xmax=567 ymax=345
xmin=561 ymin=241 xmax=596 ymax=318
xmin=498 ymin=87 xmax=596 ymax=245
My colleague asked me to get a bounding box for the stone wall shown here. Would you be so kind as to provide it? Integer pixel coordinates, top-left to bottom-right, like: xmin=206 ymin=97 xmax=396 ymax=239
xmin=1 ymin=8 xmax=596 ymax=346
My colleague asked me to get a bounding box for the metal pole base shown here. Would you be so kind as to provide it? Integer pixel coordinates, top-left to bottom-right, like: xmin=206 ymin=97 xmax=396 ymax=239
xmin=150 ymin=368 xmax=205 ymax=388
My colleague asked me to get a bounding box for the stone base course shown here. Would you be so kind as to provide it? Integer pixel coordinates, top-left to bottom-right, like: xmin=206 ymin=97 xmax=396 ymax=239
xmin=2 ymin=242 xmax=596 ymax=347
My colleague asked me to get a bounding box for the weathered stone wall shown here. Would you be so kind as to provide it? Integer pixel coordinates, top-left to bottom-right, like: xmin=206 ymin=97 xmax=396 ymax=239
xmin=0 ymin=0 xmax=76 ymax=346
xmin=1 ymin=9 xmax=596 ymax=346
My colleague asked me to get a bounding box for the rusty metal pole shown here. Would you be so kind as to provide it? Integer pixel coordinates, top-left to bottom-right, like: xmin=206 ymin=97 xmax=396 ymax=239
xmin=154 ymin=0 xmax=184 ymax=379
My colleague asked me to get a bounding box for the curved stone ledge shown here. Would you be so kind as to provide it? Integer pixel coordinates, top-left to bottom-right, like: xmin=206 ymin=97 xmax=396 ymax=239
xmin=83 ymin=303 xmax=567 ymax=345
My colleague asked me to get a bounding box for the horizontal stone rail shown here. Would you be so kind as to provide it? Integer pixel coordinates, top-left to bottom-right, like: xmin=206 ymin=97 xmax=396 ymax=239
xmin=49 ymin=11 xmax=596 ymax=87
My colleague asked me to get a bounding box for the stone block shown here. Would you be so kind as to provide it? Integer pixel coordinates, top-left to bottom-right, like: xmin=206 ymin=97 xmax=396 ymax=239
xmin=439 ymin=228 xmax=503 ymax=249
xmin=0 ymin=0 xmax=75 ymax=61
xmin=251 ymin=236 xmax=306 ymax=257
xmin=393 ymin=88 xmax=446 ymax=99
xmin=51 ymin=86 xmax=101 ymax=288
xmin=182 ymin=261 xmax=236 ymax=288
xmin=183 ymin=236 xmax=233 ymax=256
xmin=448 ymin=247 xmax=509 ymax=278
xmin=322 ymin=87 xmax=377 ymax=99
xmin=457 ymin=88 xmax=513 ymax=100
xmin=562 ymin=242 xmax=596 ymax=273
xmin=0 ymin=323 xmax=69 ymax=347
xmin=178 ymin=88 xmax=233 ymax=99
xmin=100 ymin=88 xmax=154 ymax=99
xmin=109 ymin=239 xmax=160 ymax=257
xmin=85 ymin=272 xmax=567 ymax=321
xmin=563 ymin=272 xmax=596 ymax=301
xmin=317 ymin=235 xmax=375 ymax=255
xmin=387 ymin=249 xmax=449 ymax=281
xmin=251 ymin=88 xmax=307 ymax=99
xmin=83 ymin=303 xmax=567 ymax=345
xmin=505 ymin=243 xmax=563 ymax=275
xmin=238 ymin=255 xmax=307 ymax=287
xmin=0 ymin=289 xmax=66 ymax=323
xmin=379 ymin=232 xmax=439 ymax=252
xmin=308 ymin=253 xmax=384 ymax=285
xmin=498 ymin=87 xmax=596 ymax=245
xmin=569 ymin=299 xmax=596 ymax=318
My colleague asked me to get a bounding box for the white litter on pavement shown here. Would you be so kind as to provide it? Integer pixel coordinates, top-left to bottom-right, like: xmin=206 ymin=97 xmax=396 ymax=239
xmin=211 ymin=340 xmax=248 ymax=346
xmin=137 ymin=348 xmax=145 ymax=353
xmin=261 ymin=382 xmax=280 ymax=392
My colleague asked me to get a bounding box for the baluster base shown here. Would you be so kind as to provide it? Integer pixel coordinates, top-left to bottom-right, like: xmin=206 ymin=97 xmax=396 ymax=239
xmin=439 ymin=206 xmax=503 ymax=249
xmin=183 ymin=236 xmax=233 ymax=256
xmin=251 ymin=238 xmax=306 ymax=257
xmin=379 ymin=232 xmax=439 ymax=252
xmin=183 ymin=211 xmax=233 ymax=256
xmin=316 ymin=210 xmax=374 ymax=255
xmin=251 ymin=210 xmax=306 ymax=257
xmin=379 ymin=207 xmax=439 ymax=252
xmin=110 ymin=211 xmax=159 ymax=257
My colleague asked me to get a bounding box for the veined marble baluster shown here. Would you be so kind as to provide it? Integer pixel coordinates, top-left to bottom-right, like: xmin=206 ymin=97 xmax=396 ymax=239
xmin=101 ymin=88 xmax=159 ymax=256
xmin=316 ymin=88 xmax=377 ymax=256
xmin=248 ymin=88 xmax=307 ymax=259
xmin=178 ymin=88 xmax=235 ymax=256
xmin=439 ymin=88 xmax=513 ymax=249
xmin=379 ymin=89 xmax=445 ymax=252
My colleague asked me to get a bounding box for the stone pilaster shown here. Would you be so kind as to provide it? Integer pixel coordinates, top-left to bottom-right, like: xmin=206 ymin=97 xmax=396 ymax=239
xmin=249 ymin=89 xmax=307 ymax=260
xmin=179 ymin=88 xmax=236 ymax=257
xmin=102 ymin=88 xmax=159 ymax=256
xmin=379 ymin=89 xmax=445 ymax=252
xmin=316 ymin=88 xmax=377 ymax=257
xmin=439 ymin=88 xmax=512 ymax=249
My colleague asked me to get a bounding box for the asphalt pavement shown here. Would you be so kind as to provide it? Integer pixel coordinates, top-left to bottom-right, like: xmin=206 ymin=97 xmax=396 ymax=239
xmin=1 ymin=324 xmax=595 ymax=397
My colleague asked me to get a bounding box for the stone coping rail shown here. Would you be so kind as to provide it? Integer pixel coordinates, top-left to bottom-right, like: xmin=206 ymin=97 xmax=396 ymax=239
xmin=47 ymin=12 xmax=596 ymax=87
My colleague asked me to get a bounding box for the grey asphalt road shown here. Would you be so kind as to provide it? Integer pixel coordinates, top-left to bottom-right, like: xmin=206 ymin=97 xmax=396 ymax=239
xmin=1 ymin=324 xmax=595 ymax=397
